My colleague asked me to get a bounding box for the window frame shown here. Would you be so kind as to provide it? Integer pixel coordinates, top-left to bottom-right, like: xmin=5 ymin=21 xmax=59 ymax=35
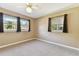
xmin=0 ymin=13 xmax=31 ymax=33
xmin=51 ymin=15 xmax=64 ymax=32
xmin=3 ymin=14 xmax=17 ymax=32
xmin=20 ymin=18 xmax=30 ymax=32
xmin=48 ymin=14 xmax=68 ymax=33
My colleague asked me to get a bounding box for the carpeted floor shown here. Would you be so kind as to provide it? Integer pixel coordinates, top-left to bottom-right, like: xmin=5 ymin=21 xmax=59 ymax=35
xmin=0 ymin=40 xmax=79 ymax=56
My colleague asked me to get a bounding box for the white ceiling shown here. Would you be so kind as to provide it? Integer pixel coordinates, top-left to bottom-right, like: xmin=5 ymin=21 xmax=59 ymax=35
xmin=0 ymin=3 xmax=79 ymax=18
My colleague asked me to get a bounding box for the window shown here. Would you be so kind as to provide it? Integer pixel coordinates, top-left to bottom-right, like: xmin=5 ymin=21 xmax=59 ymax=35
xmin=51 ymin=15 xmax=64 ymax=32
xmin=3 ymin=14 xmax=17 ymax=32
xmin=0 ymin=13 xmax=30 ymax=32
xmin=20 ymin=19 xmax=29 ymax=31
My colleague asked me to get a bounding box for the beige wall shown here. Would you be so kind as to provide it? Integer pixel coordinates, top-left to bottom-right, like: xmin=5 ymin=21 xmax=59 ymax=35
xmin=0 ymin=7 xmax=36 ymax=46
xmin=37 ymin=7 xmax=79 ymax=48
xmin=1 ymin=6 xmax=79 ymax=49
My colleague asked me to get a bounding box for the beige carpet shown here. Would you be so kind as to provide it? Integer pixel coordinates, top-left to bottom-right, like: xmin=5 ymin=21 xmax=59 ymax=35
xmin=0 ymin=40 xmax=79 ymax=56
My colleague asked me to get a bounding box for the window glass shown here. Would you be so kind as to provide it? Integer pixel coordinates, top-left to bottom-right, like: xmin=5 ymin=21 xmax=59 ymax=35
xmin=51 ymin=16 xmax=64 ymax=32
xmin=20 ymin=19 xmax=29 ymax=31
xmin=3 ymin=14 xmax=17 ymax=32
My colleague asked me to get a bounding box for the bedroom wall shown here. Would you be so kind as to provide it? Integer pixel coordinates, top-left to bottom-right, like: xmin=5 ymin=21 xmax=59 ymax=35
xmin=37 ymin=6 xmax=79 ymax=48
xmin=0 ymin=7 xmax=36 ymax=46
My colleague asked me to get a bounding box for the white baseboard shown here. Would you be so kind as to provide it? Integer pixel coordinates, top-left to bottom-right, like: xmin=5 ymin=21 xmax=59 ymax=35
xmin=1 ymin=37 xmax=79 ymax=52
xmin=37 ymin=38 xmax=79 ymax=52
xmin=0 ymin=38 xmax=36 ymax=48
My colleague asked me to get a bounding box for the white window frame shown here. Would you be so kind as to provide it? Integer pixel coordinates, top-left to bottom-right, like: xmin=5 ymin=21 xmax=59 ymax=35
xmin=51 ymin=16 xmax=64 ymax=32
xmin=3 ymin=14 xmax=17 ymax=32
xmin=20 ymin=19 xmax=29 ymax=32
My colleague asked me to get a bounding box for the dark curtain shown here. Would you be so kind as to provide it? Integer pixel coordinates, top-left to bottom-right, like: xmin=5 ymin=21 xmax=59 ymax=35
xmin=0 ymin=13 xmax=3 ymax=32
xmin=48 ymin=18 xmax=51 ymax=32
xmin=17 ymin=17 xmax=21 ymax=32
xmin=28 ymin=20 xmax=31 ymax=32
xmin=63 ymin=14 xmax=68 ymax=33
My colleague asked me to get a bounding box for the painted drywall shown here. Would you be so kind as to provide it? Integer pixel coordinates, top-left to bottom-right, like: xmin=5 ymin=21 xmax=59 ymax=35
xmin=37 ymin=7 xmax=79 ymax=48
xmin=0 ymin=7 xmax=36 ymax=46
